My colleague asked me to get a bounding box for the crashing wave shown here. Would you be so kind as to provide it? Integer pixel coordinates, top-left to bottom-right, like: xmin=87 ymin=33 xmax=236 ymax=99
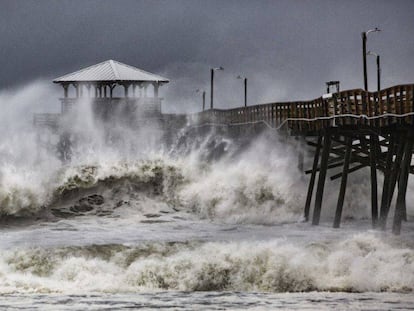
xmin=0 ymin=159 xmax=183 ymax=217
xmin=1 ymin=233 xmax=413 ymax=294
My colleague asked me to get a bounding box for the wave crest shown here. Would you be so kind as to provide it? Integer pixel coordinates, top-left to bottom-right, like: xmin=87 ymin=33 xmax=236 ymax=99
xmin=1 ymin=234 xmax=413 ymax=294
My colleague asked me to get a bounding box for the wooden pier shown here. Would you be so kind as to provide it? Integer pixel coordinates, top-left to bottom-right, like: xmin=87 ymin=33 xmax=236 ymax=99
xmin=34 ymin=65 xmax=414 ymax=234
xmin=190 ymin=84 xmax=414 ymax=234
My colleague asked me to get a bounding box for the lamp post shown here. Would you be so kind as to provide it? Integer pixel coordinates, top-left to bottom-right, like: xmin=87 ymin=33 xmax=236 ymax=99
xmin=367 ymin=51 xmax=381 ymax=93
xmin=237 ymin=75 xmax=247 ymax=107
xmin=210 ymin=66 xmax=224 ymax=109
xmin=196 ymin=89 xmax=206 ymax=111
xmin=362 ymin=27 xmax=381 ymax=91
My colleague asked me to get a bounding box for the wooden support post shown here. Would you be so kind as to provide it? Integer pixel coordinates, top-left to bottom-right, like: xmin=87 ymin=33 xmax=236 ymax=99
xmin=312 ymin=130 xmax=331 ymax=225
xmin=379 ymin=133 xmax=395 ymax=229
xmin=381 ymin=133 xmax=406 ymax=228
xmin=370 ymin=134 xmax=379 ymax=227
xmin=333 ymin=136 xmax=352 ymax=228
xmin=392 ymin=132 xmax=413 ymax=235
xmin=304 ymin=135 xmax=322 ymax=221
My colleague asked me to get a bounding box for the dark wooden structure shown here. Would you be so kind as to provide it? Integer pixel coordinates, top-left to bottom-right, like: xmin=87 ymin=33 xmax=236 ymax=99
xmin=190 ymin=84 xmax=414 ymax=234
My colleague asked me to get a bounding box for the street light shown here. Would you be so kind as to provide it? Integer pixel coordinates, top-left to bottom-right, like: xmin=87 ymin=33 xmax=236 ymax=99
xmin=210 ymin=66 xmax=224 ymax=109
xmin=362 ymin=27 xmax=381 ymax=91
xmin=237 ymin=75 xmax=248 ymax=107
xmin=367 ymin=51 xmax=381 ymax=93
xmin=196 ymin=89 xmax=206 ymax=111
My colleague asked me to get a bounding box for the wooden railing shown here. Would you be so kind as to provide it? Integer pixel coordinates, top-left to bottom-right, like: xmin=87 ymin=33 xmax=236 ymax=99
xmin=33 ymin=84 xmax=414 ymax=134
xmin=189 ymin=84 xmax=414 ymax=134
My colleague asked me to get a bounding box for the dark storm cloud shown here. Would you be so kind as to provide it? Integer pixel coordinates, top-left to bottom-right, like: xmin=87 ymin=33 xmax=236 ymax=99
xmin=1 ymin=0 xmax=414 ymax=111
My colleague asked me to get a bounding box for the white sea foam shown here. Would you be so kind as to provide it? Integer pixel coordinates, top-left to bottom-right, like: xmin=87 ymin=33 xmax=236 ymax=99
xmin=0 ymin=233 xmax=413 ymax=294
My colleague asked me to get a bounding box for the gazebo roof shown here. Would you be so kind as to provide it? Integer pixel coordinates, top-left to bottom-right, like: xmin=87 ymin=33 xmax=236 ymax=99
xmin=53 ymin=60 xmax=169 ymax=84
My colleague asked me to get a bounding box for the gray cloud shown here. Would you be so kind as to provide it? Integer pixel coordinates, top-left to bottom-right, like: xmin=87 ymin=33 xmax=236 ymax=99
xmin=1 ymin=0 xmax=413 ymax=112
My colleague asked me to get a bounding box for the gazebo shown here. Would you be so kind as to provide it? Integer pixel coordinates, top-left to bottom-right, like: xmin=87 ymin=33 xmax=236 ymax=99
xmin=53 ymin=59 xmax=169 ymax=116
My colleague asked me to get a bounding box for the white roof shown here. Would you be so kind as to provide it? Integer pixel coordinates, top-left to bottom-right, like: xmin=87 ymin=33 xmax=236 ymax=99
xmin=53 ymin=60 xmax=169 ymax=83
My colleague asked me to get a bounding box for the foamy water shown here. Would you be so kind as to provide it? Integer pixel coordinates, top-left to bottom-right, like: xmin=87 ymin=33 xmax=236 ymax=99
xmin=1 ymin=83 xmax=414 ymax=309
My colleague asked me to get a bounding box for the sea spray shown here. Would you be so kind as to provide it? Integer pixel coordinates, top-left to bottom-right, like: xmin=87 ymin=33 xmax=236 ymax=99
xmin=0 ymin=129 xmax=375 ymax=223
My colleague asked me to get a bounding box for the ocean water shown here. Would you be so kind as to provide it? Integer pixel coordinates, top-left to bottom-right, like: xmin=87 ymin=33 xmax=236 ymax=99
xmin=1 ymin=92 xmax=414 ymax=310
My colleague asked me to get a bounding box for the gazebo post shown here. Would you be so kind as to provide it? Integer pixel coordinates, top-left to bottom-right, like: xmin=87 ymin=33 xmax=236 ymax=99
xmin=124 ymin=83 xmax=130 ymax=98
xmin=153 ymin=82 xmax=159 ymax=98
xmin=139 ymin=83 xmax=143 ymax=98
xmin=110 ymin=84 xmax=115 ymax=98
xmin=63 ymin=84 xmax=69 ymax=98
xmin=144 ymin=83 xmax=148 ymax=98
xmin=75 ymin=83 xmax=79 ymax=98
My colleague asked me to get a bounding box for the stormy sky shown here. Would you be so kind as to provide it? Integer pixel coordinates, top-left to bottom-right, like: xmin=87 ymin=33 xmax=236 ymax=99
xmin=1 ymin=0 xmax=414 ymax=112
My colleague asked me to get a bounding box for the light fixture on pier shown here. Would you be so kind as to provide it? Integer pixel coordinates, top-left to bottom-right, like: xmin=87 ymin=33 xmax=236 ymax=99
xmin=210 ymin=66 xmax=224 ymax=109
xmin=362 ymin=27 xmax=381 ymax=91
xmin=367 ymin=51 xmax=381 ymax=93
xmin=237 ymin=75 xmax=248 ymax=107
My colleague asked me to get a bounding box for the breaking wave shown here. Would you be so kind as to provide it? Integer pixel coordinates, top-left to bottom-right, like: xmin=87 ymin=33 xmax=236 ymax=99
xmin=1 ymin=233 xmax=413 ymax=294
xmin=0 ymin=129 xmax=309 ymax=224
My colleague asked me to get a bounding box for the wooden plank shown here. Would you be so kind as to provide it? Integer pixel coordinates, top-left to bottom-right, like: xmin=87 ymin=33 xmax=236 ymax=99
xmin=330 ymin=163 xmax=366 ymax=180
xmin=304 ymin=161 xmax=345 ymax=174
